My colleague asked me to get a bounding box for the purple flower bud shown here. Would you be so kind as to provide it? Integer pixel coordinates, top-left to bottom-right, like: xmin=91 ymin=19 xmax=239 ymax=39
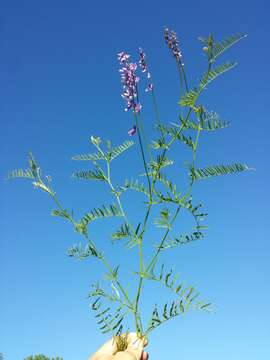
xmin=138 ymin=48 xmax=154 ymax=93
xmin=128 ymin=125 xmax=136 ymax=136
xmin=164 ymin=27 xmax=183 ymax=63
xmin=139 ymin=48 xmax=147 ymax=73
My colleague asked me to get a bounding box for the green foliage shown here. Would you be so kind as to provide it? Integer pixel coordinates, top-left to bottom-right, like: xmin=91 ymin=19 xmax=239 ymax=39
xmin=122 ymin=179 xmax=150 ymax=197
xmin=151 ymin=137 xmax=169 ymax=150
xmin=79 ymin=204 xmax=123 ymax=228
xmin=154 ymin=208 xmax=171 ymax=229
xmin=24 ymin=355 xmax=63 ymax=360
xmin=177 ymin=111 xmax=230 ymax=132
xmin=8 ymin=30 xmax=250 ymax=342
xmin=104 ymin=265 xmax=120 ymax=282
xmin=190 ymin=163 xmax=251 ymax=181
xmin=150 ymin=155 xmax=174 ymax=172
xmin=7 ymin=168 xmax=35 ymax=180
xmin=7 ymin=153 xmax=39 ymax=181
xmin=109 ymin=140 xmax=134 ymax=161
xmin=72 ymin=151 xmax=106 ymax=162
xmin=146 ymin=297 xmax=211 ymax=333
xmin=197 ymin=111 xmax=229 ymax=131
xmin=111 ymin=223 xmax=131 ymax=240
xmin=145 ymin=265 xmax=212 ymax=333
xmin=180 ymin=62 xmax=237 ymax=108
xmin=200 ymin=61 xmax=237 ymax=88
xmin=157 ymin=124 xmax=194 ymax=148
xmin=89 ymin=283 xmax=120 ymax=302
xmin=72 ymin=168 xmax=107 ymax=181
xmin=51 ymin=209 xmax=71 ymax=220
xmin=91 ymin=298 xmax=126 ymax=334
xmin=68 ymin=241 xmax=100 ymax=259
xmin=72 ymin=140 xmax=134 ymax=162
xmin=160 ymin=229 xmax=204 ymax=250
xmin=204 ymin=33 xmax=247 ymax=62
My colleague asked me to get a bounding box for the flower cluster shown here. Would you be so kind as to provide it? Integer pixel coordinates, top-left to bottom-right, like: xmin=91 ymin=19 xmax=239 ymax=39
xmin=164 ymin=27 xmax=183 ymax=63
xmin=139 ymin=48 xmax=153 ymax=92
xmin=118 ymin=51 xmax=141 ymax=114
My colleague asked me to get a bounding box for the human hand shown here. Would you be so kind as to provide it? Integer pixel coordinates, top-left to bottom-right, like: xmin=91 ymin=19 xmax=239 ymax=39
xmin=89 ymin=333 xmax=148 ymax=360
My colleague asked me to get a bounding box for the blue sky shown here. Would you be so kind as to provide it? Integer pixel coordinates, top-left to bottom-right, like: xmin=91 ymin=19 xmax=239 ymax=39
xmin=1 ymin=0 xmax=270 ymax=359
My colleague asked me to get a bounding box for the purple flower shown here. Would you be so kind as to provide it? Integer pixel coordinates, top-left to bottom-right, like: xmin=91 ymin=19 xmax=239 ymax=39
xmin=139 ymin=48 xmax=147 ymax=72
xmin=164 ymin=27 xmax=183 ymax=63
xmin=145 ymin=83 xmax=153 ymax=92
xmin=128 ymin=125 xmax=136 ymax=136
xmin=134 ymin=103 xmax=142 ymax=113
xmin=118 ymin=51 xmax=142 ymax=113
xmin=138 ymin=48 xmax=154 ymax=92
xmin=118 ymin=52 xmax=130 ymax=64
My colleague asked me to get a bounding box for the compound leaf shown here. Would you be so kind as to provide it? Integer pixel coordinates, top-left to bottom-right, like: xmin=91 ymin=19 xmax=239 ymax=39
xmin=190 ymin=163 xmax=251 ymax=181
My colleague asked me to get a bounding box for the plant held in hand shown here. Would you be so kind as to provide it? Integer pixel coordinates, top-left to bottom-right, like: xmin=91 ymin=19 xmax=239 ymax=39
xmin=8 ymin=29 xmax=250 ymax=347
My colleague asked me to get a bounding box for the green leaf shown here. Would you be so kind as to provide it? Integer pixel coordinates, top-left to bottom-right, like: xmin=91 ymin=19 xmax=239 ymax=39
xmin=51 ymin=209 xmax=71 ymax=220
xmin=71 ymin=151 xmax=106 ymax=162
xmin=104 ymin=265 xmax=120 ymax=282
xmin=180 ymin=62 xmax=237 ymax=108
xmin=67 ymin=242 xmax=100 ymax=259
xmin=149 ymin=155 xmax=174 ymax=173
xmin=199 ymin=111 xmax=230 ymax=131
xmin=153 ymin=171 xmax=180 ymax=200
xmin=6 ymin=168 xmax=35 ymax=180
xmin=190 ymin=163 xmax=251 ymax=181
xmin=72 ymin=168 xmax=107 ymax=181
xmin=180 ymin=87 xmax=200 ymax=108
xmin=110 ymin=140 xmax=134 ymax=161
xmin=151 ymin=138 xmax=169 ymax=150
xmin=80 ymin=204 xmax=123 ymax=227
xmin=91 ymin=298 xmax=125 ymax=334
xmin=178 ymin=111 xmax=230 ymax=131
xmin=156 ymin=124 xmax=194 ymax=148
xmin=160 ymin=230 xmax=204 ymax=250
xmin=200 ymin=61 xmax=237 ymax=89
xmin=72 ymin=140 xmax=134 ymax=163
xmin=154 ymin=208 xmax=171 ymax=229
xmin=211 ymin=33 xmax=247 ymax=61
xmin=122 ymin=179 xmax=150 ymax=197
xmin=146 ymin=299 xmax=187 ymax=332
xmin=111 ymin=223 xmax=131 ymax=240
xmin=145 ymin=264 xmax=212 ymax=333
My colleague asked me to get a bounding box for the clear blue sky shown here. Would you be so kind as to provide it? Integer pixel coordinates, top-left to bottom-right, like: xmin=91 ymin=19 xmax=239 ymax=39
xmin=1 ymin=0 xmax=269 ymax=359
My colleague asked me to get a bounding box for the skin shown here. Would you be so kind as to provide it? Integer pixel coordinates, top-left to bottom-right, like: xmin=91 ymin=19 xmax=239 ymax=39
xmin=89 ymin=333 xmax=149 ymax=360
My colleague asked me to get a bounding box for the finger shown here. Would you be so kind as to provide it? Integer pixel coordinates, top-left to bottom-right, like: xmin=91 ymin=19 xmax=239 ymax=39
xmin=141 ymin=351 xmax=148 ymax=360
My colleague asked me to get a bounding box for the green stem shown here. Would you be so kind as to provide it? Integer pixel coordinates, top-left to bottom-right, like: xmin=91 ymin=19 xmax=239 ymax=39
xmin=146 ymin=205 xmax=182 ymax=272
xmin=135 ymin=113 xmax=152 ymax=197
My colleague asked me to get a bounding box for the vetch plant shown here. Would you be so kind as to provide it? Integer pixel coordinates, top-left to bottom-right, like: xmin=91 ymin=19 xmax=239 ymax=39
xmin=8 ymin=29 xmax=250 ymax=347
